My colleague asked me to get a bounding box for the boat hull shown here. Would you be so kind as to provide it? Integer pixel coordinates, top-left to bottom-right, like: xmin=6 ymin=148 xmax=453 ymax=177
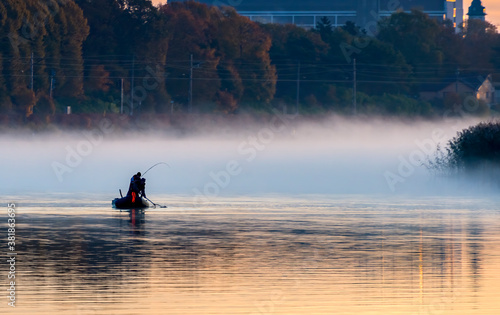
xmin=112 ymin=195 xmax=149 ymax=209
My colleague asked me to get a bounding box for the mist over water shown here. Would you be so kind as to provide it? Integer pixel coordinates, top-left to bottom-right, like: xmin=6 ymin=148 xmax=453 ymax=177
xmin=1 ymin=116 xmax=490 ymax=198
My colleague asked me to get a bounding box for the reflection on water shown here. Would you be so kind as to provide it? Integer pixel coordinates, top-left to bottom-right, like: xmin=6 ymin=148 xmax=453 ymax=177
xmin=2 ymin=196 xmax=500 ymax=314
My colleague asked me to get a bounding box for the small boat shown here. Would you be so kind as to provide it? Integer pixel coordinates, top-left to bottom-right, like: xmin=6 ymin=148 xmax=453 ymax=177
xmin=112 ymin=194 xmax=149 ymax=210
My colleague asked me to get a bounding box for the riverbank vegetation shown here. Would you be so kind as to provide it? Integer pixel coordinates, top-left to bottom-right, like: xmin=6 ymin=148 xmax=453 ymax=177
xmin=429 ymin=121 xmax=500 ymax=184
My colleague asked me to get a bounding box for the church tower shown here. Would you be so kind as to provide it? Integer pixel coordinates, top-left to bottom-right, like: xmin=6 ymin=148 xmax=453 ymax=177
xmin=467 ymin=0 xmax=486 ymax=21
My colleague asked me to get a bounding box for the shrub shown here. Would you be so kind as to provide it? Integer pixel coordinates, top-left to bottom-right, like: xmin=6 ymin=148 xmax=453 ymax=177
xmin=429 ymin=121 xmax=500 ymax=174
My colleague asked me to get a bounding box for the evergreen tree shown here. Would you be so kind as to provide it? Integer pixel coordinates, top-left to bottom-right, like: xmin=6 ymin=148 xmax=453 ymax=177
xmin=315 ymin=16 xmax=333 ymax=42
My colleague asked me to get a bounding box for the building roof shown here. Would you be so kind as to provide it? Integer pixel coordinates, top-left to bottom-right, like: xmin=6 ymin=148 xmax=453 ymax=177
xmin=460 ymin=74 xmax=491 ymax=90
xmin=168 ymin=0 xmax=356 ymax=11
xmin=167 ymin=0 xmax=446 ymax=12
xmin=420 ymin=74 xmax=491 ymax=92
xmin=380 ymin=0 xmax=445 ymax=12
xmin=467 ymin=0 xmax=486 ymax=17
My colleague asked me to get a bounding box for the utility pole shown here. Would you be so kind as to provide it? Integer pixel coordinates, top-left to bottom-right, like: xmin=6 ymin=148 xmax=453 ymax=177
xmin=353 ymin=58 xmax=357 ymax=115
xmin=189 ymin=54 xmax=193 ymax=113
xmin=296 ymin=61 xmax=301 ymax=115
xmin=130 ymin=55 xmax=135 ymax=116
xmin=120 ymin=78 xmax=124 ymax=114
xmin=30 ymin=52 xmax=34 ymax=91
xmin=49 ymin=70 xmax=54 ymax=99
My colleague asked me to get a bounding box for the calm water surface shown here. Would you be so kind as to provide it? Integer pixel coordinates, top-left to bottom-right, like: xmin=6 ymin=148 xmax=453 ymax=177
xmin=2 ymin=195 xmax=500 ymax=314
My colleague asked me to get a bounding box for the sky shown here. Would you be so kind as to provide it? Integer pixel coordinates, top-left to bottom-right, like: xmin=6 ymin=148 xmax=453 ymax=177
xmin=482 ymin=0 xmax=500 ymax=27
xmin=152 ymin=1 xmax=500 ymax=27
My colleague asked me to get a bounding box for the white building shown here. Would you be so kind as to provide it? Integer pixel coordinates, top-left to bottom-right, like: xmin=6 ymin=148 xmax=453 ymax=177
xmin=169 ymin=1 xmax=464 ymax=32
xmin=446 ymin=0 xmax=464 ymax=32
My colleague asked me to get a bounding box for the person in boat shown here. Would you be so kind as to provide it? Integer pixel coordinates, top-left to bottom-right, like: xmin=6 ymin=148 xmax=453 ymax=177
xmin=127 ymin=172 xmax=146 ymax=200
xmin=127 ymin=172 xmax=140 ymax=196
xmin=138 ymin=178 xmax=146 ymax=198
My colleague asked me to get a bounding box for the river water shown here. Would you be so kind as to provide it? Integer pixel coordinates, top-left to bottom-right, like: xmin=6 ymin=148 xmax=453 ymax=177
xmin=2 ymin=194 xmax=500 ymax=315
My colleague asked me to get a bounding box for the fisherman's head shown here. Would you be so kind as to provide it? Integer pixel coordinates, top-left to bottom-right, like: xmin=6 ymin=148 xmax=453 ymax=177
xmin=137 ymin=172 xmax=141 ymax=177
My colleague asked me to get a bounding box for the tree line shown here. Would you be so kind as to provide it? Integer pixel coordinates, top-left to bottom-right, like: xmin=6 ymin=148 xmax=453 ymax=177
xmin=1 ymin=0 xmax=500 ymax=121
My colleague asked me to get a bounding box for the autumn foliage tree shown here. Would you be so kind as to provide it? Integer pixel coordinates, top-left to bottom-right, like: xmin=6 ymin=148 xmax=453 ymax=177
xmin=159 ymin=1 xmax=276 ymax=112
xmin=1 ymin=1 xmax=500 ymax=119
xmin=0 ymin=0 xmax=89 ymax=117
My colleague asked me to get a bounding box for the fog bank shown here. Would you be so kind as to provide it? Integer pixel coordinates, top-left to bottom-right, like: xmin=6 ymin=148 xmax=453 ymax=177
xmin=2 ymin=116 xmax=493 ymax=199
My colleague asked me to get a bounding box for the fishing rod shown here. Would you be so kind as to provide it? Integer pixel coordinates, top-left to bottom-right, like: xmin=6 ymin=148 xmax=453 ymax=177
xmin=142 ymin=162 xmax=170 ymax=176
xmin=140 ymin=162 xmax=170 ymax=209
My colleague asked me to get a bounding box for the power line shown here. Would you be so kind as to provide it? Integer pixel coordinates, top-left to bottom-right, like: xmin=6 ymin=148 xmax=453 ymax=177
xmin=353 ymin=58 xmax=356 ymax=115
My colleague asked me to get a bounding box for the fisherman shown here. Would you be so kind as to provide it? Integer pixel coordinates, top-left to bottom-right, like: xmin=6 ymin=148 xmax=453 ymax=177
xmin=139 ymin=178 xmax=146 ymax=198
xmin=127 ymin=172 xmax=140 ymax=196
xmin=127 ymin=172 xmax=146 ymax=201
